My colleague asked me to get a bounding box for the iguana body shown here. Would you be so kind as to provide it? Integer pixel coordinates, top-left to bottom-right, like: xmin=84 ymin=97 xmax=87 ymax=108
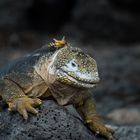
xmin=0 ymin=38 xmax=114 ymax=139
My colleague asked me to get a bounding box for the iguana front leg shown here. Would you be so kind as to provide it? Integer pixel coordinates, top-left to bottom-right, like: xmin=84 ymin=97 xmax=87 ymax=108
xmin=72 ymin=92 xmax=115 ymax=140
xmin=1 ymin=79 xmax=42 ymax=119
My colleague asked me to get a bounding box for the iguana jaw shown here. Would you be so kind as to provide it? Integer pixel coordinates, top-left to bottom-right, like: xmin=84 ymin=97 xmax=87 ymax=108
xmin=57 ymin=69 xmax=99 ymax=88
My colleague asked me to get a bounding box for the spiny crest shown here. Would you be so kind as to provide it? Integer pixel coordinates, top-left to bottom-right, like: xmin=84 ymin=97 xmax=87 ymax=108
xmin=48 ymin=37 xmax=68 ymax=49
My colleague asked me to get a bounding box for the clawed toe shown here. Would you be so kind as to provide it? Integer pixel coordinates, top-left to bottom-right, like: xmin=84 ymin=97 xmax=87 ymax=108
xmin=8 ymin=102 xmax=16 ymax=111
xmin=8 ymin=97 xmax=42 ymax=119
xmin=32 ymin=98 xmax=42 ymax=106
xmin=18 ymin=107 xmax=28 ymax=120
xmin=87 ymin=121 xmax=115 ymax=140
xmin=26 ymin=105 xmax=38 ymax=114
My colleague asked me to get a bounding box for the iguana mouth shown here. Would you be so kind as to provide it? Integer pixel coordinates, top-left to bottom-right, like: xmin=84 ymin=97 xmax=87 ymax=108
xmin=58 ymin=69 xmax=98 ymax=88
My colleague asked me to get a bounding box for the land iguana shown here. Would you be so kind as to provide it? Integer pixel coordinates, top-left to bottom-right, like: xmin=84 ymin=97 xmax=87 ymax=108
xmin=0 ymin=38 xmax=115 ymax=140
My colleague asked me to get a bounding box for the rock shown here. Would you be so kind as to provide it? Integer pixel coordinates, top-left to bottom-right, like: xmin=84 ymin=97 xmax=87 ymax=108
xmin=107 ymin=108 xmax=140 ymax=124
xmin=115 ymin=126 xmax=140 ymax=140
xmin=0 ymin=100 xmax=140 ymax=140
xmin=93 ymin=46 xmax=140 ymax=114
xmin=97 ymin=46 xmax=140 ymax=97
xmin=0 ymin=100 xmax=95 ymax=140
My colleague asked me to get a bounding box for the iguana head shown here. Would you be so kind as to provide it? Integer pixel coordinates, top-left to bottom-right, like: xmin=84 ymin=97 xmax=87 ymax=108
xmin=47 ymin=39 xmax=100 ymax=89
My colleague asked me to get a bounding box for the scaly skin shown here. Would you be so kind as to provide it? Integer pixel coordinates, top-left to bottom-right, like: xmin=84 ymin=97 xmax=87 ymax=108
xmin=0 ymin=38 xmax=115 ymax=139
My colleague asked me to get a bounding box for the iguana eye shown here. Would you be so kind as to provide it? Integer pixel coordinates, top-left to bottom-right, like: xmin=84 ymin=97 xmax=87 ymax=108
xmin=71 ymin=62 xmax=76 ymax=67
xmin=70 ymin=60 xmax=78 ymax=68
xmin=66 ymin=60 xmax=78 ymax=71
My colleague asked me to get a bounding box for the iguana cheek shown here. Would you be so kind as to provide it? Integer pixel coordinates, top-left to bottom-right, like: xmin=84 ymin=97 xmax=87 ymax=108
xmin=47 ymin=73 xmax=57 ymax=84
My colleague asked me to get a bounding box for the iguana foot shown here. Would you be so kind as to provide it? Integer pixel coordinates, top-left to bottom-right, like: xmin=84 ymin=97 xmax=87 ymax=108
xmin=86 ymin=119 xmax=115 ymax=140
xmin=8 ymin=96 xmax=42 ymax=119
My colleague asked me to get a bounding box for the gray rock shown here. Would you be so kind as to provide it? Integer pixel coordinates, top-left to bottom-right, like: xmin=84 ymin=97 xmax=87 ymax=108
xmin=0 ymin=100 xmax=95 ymax=140
xmin=107 ymin=108 xmax=140 ymax=124
xmin=93 ymin=46 xmax=140 ymax=115
xmin=0 ymin=98 xmax=140 ymax=140
xmin=115 ymin=126 xmax=140 ymax=140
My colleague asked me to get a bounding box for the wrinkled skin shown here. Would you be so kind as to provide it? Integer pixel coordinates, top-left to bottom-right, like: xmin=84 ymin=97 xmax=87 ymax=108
xmin=0 ymin=39 xmax=115 ymax=140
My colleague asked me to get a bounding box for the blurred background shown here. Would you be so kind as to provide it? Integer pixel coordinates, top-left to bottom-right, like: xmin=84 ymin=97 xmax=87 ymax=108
xmin=0 ymin=0 xmax=140 ymax=126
